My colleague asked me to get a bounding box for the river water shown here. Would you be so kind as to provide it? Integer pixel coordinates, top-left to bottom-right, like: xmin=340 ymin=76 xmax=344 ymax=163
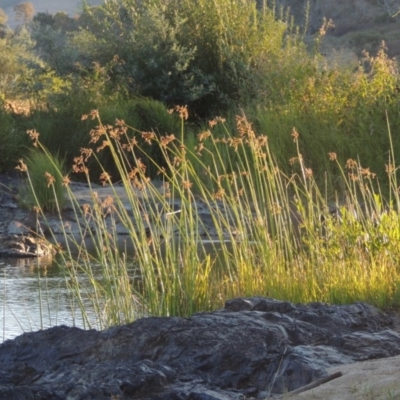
xmin=0 ymin=256 xmax=99 ymax=343
xmin=0 ymin=240 xmax=229 ymax=343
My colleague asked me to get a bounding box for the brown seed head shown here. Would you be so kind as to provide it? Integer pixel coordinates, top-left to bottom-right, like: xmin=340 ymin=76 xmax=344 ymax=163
xmin=62 ymin=175 xmax=71 ymax=187
xmin=15 ymin=159 xmax=28 ymax=172
xmin=348 ymin=172 xmax=359 ymax=181
xmin=44 ymin=172 xmax=56 ymax=187
xmin=208 ymin=117 xmax=226 ymax=128
xmin=141 ymin=131 xmax=156 ymax=145
xmin=291 ymin=128 xmax=299 ymax=142
xmin=360 ymin=168 xmax=376 ymax=179
xmin=289 ymin=157 xmax=298 ymax=166
xmin=90 ymin=110 xmax=99 ymax=120
xmin=328 ymin=152 xmax=337 ymax=161
xmin=182 ymin=180 xmax=192 ymax=190
xmin=257 ymin=135 xmax=268 ymax=147
xmin=33 ymin=206 xmax=41 ymax=214
xmin=214 ymin=188 xmax=225 ymax=200
xmin=97 ymin=140 xmax=110 ymax=153
xmin=172 ymin=105 xmax=189 ymax=120
xmin=386 ymin=163 xmax=395 ymax=174
xmin=27 ymin=129 xmax=40 ymax=147
xmin=345 ymin=159 xmax=357 ymax=170
xmin=80 ymin=148 xmax=93 ymax=162
xmin=195 ymin=143 xmax=205 ymax=155
xmin=160 ymin=134 xmax=176 ymax=148
xmin=82 ymin=203 xmax=91 ymax=216
xmin=99 ymin=172 xmax=112 ymax=186
xmin=197 ymin=130 xmax=211 ymax=142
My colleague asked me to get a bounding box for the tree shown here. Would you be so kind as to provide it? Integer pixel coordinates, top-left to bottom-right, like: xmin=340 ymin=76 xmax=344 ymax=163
xmin=0 ymin=8 xmax=8 ymax=38
xmin=377 ymin=0 xmax=400 ymax=17
xmin=14 ymin=2 xmax=35 ymax=24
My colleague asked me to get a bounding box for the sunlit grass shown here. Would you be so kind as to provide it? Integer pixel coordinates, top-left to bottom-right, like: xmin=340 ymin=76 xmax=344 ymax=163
xmin=17 ymin=144 xmax=66 ymax=213
xmin=20 ymin=108 xmax=400 ymax=329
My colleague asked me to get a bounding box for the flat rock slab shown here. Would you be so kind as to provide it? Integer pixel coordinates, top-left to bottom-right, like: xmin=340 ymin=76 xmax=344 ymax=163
xmin=0 ymin=297 xmax=399 ymax=399
xmin=291 ymin=354 xmax=400 ymax=400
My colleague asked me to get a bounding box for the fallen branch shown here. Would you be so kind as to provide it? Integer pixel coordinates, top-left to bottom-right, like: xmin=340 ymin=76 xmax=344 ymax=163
xmin=283 ymin=371 xmax=343 ymax=397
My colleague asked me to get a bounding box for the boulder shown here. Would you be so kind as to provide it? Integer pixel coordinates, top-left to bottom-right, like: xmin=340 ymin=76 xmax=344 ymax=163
xmin=0 ymin=297 xmax=399 ymax=399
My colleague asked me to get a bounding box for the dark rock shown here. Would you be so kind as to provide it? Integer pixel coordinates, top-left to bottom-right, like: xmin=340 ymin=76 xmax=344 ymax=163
xmin=0 ymin=298 xmax=399 ymax=399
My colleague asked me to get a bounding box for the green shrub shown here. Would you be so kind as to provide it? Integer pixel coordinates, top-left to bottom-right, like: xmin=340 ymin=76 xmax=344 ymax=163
xmin=69 ymin=0 xmax=297 ymax=116
xmin=26 ymin=95 xmax=183 ymax=181
xmin=19 ymin=147 xmax=66 ymax=212
xmin=246 ymin=43 xmax=400 ymax=194
xmin=0 ymin=101 xmax=27 ymax=172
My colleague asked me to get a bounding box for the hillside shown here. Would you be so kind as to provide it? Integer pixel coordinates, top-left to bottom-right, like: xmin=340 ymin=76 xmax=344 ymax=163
xmin=276 ymin=0 xmax=400 ymax=59
xmin=3 ymin=0 xmax=400 ymax=59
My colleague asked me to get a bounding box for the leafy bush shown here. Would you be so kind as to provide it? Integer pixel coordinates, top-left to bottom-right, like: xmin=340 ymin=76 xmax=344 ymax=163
xmin=0 ymin=102 xmax=27 ymax=172
xmin=62 ymin=0 xmax=295 ymax=116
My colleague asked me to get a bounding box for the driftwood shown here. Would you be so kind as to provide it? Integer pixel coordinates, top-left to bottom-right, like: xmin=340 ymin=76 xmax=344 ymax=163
xmin=283 ymin=371 xmax=343 ymax=397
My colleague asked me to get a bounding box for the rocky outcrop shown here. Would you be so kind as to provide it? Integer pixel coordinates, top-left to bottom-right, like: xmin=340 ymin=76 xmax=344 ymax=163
xmin=0 ymin=297 xmax=399 ymax=399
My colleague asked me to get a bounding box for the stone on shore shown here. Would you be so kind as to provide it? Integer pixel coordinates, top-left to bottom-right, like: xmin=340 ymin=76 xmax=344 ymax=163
xmin=0 ymin=297 xmax=399 ymax=399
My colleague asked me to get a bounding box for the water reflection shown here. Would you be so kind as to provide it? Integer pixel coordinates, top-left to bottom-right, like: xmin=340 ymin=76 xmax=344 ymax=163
xmin=0 ymin=239 xmax=234 ymax=343
xmin=0 ymin=257 xmax=99 ymax=343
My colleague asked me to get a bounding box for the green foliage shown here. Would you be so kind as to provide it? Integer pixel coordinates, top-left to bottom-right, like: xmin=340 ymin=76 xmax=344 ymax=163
xmin=246 ymin=43 xmax=400 ymax=192
xmin=0 ymin=27 xmax=33 ymax=95
xmin=91 ymin=97 xmax=182 ymax=179
xmin=26 ymin=96 xmax=181 ymax=181
xmin=7 ymin=0 xmax=400 ymax=329
xmin=174 ymin=0 xmax=290 ymax=110
xmin=126 ymin=2 xmax=213 ymax=107
xmin=0 ymin=102 xmax=27 ymax=172
xmin=51 ymin=0 xmax=295 ymax=115
xmin=19 ymin=147 xmax=66 ymax=212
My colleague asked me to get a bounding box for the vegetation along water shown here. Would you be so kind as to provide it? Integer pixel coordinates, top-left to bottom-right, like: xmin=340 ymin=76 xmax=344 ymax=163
xmin=2 ymin=0 xmax=400 ymax=332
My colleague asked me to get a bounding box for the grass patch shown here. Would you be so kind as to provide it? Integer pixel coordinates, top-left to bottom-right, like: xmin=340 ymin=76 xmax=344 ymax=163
xmin=18 ymin=145 xmax=66 ymax=213
xmin=23 ymin=109 xmax=400 ymax=330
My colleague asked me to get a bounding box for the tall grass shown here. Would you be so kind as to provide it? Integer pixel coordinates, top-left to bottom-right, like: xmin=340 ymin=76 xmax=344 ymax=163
xmin=17 ymin=145 xmax=66 ymax=212
xmin=21 ymin=108 xmax=400 ymax=330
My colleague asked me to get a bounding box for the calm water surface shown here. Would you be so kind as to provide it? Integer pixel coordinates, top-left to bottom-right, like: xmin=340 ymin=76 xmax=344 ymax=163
xmin=0 ymin=256 xmax=99 ymax=343
xmin=0 ymin=239 xmax=230 ymax=343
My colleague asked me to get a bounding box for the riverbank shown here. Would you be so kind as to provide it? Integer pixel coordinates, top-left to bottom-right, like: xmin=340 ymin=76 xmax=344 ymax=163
xmin=1 ymin=297 xmax=400 ymax=399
